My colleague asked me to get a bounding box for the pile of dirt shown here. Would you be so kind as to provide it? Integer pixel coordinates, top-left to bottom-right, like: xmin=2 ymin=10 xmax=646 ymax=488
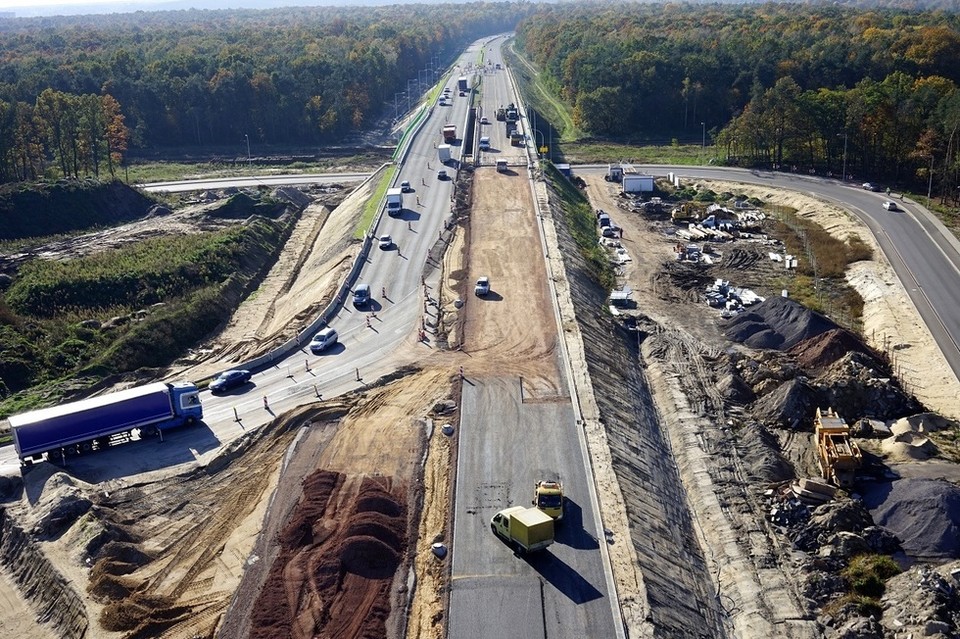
xmin=725 ymin=297 xmax=837 ymax=350
xmin=788 ymin=328 xmax=881 ymax=373
xmin=862 ymin=478 xmax=960 ymax=560
xmin=248 ymin=470 xmax=407 ymax=639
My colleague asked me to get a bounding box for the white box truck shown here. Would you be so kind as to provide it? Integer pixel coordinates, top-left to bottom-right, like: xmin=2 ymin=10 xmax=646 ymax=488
xmin=438 ymin=144 xmax=452 ymax=164
xmin=385 ymin=188 xmax=403 ymax=217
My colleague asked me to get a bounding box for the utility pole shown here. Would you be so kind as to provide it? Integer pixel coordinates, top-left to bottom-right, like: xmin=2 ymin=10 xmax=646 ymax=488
xmin=927 ymin=154 xmax=934 ymax=208
xmin=244 ymin=134 xmax=251 ymax=166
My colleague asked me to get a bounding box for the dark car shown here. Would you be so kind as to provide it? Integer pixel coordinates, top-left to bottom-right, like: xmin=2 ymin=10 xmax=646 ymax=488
xmin=209 ymin=369 xmax=252 ymax=393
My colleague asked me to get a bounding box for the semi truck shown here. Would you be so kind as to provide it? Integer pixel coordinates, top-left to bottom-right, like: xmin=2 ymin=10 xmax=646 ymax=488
xmin=533 ymin=480 xmax=564 ymax=520
xmin=490 ymin=506 xmax=555 ymax=554
xmin=442 ymin=124 xmax=457 ymax=143
xmin=9 ymin=381 xmax=203 ymax=464
xmin=457 ymin=75 xmax=469 ymax=92
xmin=385 ymin=187 xmax=403 ymax=217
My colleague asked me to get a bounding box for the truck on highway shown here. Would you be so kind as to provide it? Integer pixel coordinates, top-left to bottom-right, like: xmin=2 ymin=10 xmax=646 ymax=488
xmin=533 ymin=480 xmax=564 ymax=520
xmin=9 ymin=382 xmax=203 ymax=464
xmin=491 ymin=506 xmax=554 ymax=553
xmin=505 ymin=103 xmax=519 ymax=123
xmin=457 ymin=75 xmax=468 ymax=92
xmin=442 ymin=124 xmax=457 ymax=143
xmin=510 ymin=125 xmax=524 ymax=147
xmin=438 ymin=144 xmax=452 ymax=164
xmin=385 ymin=187 xmax=403 ymax=217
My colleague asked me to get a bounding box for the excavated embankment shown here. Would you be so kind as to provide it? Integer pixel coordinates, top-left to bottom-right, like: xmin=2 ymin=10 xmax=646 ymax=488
xmin=0 ymin=509 xmax=88 ymax=638
xmin=545 ymin=184 xmax=725 ymax=636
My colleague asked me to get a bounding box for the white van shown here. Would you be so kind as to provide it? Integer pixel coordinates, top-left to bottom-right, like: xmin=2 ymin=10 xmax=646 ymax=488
xmin=478 ymin=136 xmax=490 ymax=150
xmin=310 ymin=327 xmax=338 ymax=353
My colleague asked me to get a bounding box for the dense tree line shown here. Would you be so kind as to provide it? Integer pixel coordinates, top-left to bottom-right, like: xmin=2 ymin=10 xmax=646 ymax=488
xmin=0 ymin=4 xmax=528 ymax=182
xmin=516 ymin=3 xmax=960 ymax=197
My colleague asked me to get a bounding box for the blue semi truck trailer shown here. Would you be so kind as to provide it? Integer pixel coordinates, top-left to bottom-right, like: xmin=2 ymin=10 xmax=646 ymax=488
xmin=9 ymin=381 xmax=203 ymax=464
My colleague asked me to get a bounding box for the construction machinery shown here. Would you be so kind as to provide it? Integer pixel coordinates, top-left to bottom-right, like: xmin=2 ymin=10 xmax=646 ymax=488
xmin=815 ymin=407 xmax=862 ymax=488
xmin=533 ymin=480 xmax=564 ymax=520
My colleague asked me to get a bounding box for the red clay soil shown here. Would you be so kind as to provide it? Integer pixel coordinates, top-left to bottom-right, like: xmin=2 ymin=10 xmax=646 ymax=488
xmin=248 ymin=470 xmax=407 ymax=639
xmin=788 ymin=327 xmax=882 ymax=372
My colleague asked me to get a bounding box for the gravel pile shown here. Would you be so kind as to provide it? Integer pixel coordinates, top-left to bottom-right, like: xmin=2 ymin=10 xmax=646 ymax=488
xmin=862 ymin=478 xmax=960 ymax=560
xmin=724 ymin=297 xmax=837 ymax=350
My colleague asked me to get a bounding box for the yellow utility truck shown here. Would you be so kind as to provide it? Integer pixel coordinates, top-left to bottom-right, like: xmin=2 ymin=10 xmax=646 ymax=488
xmin=815 ymin=407 xmax=863 ymax=488
xmin=533 ymin=480 xmax=564 ymax=520
xmin=490 ymin=506 xmax=555 ymax=554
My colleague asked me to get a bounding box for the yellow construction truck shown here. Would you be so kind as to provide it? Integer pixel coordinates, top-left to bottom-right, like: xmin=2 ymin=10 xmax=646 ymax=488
xmin=815 ymin=407 xmax=863 ymax=488
xmin=533 ymin=480 xmax=564 ymax=520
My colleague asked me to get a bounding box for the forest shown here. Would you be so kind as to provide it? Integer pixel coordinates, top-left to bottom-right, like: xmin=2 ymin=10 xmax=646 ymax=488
xmin=515 ymin=3 xmax=960 ymax=197
xmin=0 ymin=3 xmax=529 ymax=182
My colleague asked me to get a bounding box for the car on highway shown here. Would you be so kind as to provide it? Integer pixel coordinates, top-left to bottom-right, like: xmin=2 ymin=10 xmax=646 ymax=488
xmin=862 ymin=182 xmax=882 ymax=192
xmin=309 ymin=327 xmax=338 ymax=353
xmin=438 ymin=169 xmax=448 ymax=180
xmin=353 ymin=283 xmax=371 ymax=307
xmin=475 ymin=276 xmax=490 ymax=296
xmin=459 ymin=91 xmax=466 ymax=97
xmin=882 ymin=200 xmax=899 ymax=211
xmin=379 ymin=234 xmax=393 ymax=249
xmin=480 ymin=116 xmax=489 ymax=125
xmin=400 ymin=180 xmax=412 ymax=193
xmin=209 ymin=369 xmax=252 ymax=394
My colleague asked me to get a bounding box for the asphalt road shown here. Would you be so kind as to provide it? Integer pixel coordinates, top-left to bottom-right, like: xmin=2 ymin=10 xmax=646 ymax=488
xmin=142 ymin=172 xmax=371 ymax=192
xmin=449 ymin=378 xmax=616 ymax=639
xmin=445 ymin=35 xmax=621 ymax=639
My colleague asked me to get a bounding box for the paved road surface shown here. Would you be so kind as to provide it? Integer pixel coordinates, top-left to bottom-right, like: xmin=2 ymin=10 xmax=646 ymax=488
xmin=449 ymin=377 xmax=616 ymax=639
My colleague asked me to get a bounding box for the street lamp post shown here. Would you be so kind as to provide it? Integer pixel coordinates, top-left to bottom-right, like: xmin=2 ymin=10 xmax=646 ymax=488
xmin=839 ymin=132 xmax=848 ymax=181
xmin=701 ymin=121 xmax=705 ymax=163
xmin=927 ymin=154 xmax=934 ymax=207
xmin=244 ymin=134 xmax=251 ymax=166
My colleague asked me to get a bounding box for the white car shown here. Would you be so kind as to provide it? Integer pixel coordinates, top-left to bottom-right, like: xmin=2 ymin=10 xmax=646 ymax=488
xmin=882 ymin=200 xmax=898 ymax=211
xmin=480 ymin=116 xmax=490 ymax=125
xmin=474 ymin=276 xmax=490 ymax=296
xmin=438 ymin=169 xmax=448 ymax=180
xmin=400 ymin=180 xmax=412 ymax=193
xmin=379 ymin=234 xmax=393 ymax=249
xmin=310 ymin=327 xmax=338 ymax=353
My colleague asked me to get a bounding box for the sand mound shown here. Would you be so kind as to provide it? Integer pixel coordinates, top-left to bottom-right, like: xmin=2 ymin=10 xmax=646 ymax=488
xmin=788 ymin=328 xmax=880 ymax=372
xmin=891 ymin=412 xmax=956 ymax=435
xmin=863 ymin=478 xmax=960 ymax=560
xmin=725 ymin=297 xmax=837 ymax=350
xmin=881 ymin=431 xmax=937 ymax=462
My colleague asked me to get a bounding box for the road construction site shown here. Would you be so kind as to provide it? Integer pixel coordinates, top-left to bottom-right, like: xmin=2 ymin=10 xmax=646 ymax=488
xmin=2 ymin=157 xmax=960 ymax=639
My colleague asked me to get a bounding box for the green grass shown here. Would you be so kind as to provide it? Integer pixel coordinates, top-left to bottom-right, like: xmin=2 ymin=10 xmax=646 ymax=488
xmin=542 ymin=161 xmax=615 ymax=291
xmin=355 ymin=166 xmax=397 ymax=239
xmin=556 ymin=141 xmax=717 ymax=166
xmin=503 ymin=41 xmax=580 ymax=141
xmin=123 ymin=152 xmax=389 ymax=184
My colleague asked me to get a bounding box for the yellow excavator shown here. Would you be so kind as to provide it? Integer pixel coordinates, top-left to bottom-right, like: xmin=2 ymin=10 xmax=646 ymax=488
xmin=815 ymin=407 xmax=862 ymax=488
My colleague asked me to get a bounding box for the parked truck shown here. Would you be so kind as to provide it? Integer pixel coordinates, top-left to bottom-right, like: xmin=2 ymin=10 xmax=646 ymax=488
xmin=533 ymin=480 xmax=564 ymax=520
xmin=510 ymin=125 xmax=524 ymax=147
xmin=9 ymin=382 xmax=203 ymax=464
xmin=490 ymin=506 xmax=555 ymax=554
xmin=457 ymin=75 xmax=468 ymax=92
xmin=385 ymin=187 xmax=403 ymax=217
xmin=438 ymin=144 xmax=452 ymax=164
xmin=505 ymin=103 xmax=519 ymax=122
xmin=442 ymin=124 xmax=457 ymax=143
